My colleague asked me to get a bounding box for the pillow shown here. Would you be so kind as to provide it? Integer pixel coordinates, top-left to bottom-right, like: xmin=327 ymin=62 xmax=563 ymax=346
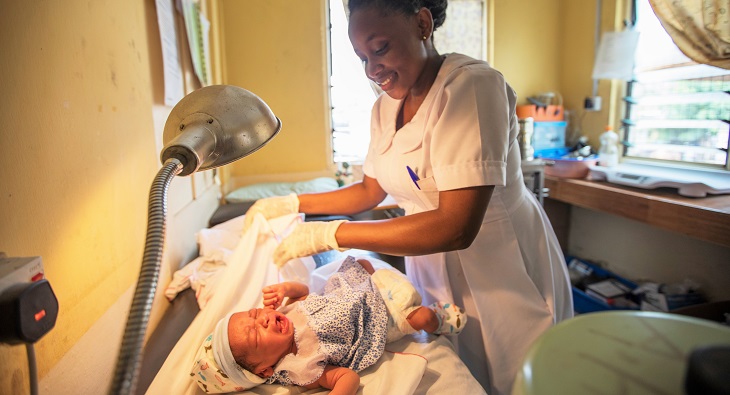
xmin=225 ymin=177 xmax=339 ymax=203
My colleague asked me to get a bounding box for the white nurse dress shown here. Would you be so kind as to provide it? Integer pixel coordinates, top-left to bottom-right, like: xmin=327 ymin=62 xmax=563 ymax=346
xmin=362 ymin=53 xmax=573 ymax=395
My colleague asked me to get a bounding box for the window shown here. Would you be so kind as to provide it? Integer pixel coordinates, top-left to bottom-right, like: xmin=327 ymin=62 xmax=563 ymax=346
xmin=328 ymin=0 xmax=488 ymax=164
xmin=329 ymin=0 xmax=376 ymax=164
xmin=623 ymin=0 xmax=730 ymax=170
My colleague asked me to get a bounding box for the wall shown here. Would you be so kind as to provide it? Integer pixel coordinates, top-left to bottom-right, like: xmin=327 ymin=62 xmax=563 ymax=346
xmin=216 ymin=0 xmax=335 ymax=191
xmin=492 ymin=0 xmax=563 ymax=104
xmin=0 ymin=1 xmax=217 ymax=393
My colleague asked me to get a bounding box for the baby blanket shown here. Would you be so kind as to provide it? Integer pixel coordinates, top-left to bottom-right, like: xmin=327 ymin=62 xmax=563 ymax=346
xmin=146 ymin=213 xmax=430 ymax=395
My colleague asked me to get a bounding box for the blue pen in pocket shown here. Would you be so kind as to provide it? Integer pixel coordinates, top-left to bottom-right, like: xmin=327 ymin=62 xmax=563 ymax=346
xmin=406 ymin=166 xmax=420 ymax=190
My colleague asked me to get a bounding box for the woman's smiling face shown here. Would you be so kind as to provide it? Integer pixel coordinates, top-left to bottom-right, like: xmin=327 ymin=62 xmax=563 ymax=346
xmin=228 ymin=308 xmax=294 ymax=378
xmin=348 ymin=7 xmax=430 ymax=100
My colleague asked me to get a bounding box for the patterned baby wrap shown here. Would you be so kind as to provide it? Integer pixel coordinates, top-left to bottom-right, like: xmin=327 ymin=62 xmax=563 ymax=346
xmin=270 ymin=256 xmax=388 ymax=385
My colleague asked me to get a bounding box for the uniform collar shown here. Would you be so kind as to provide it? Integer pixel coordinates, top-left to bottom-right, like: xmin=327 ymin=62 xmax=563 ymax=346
xmin=376 ymin=54 xmax=485 ymax=155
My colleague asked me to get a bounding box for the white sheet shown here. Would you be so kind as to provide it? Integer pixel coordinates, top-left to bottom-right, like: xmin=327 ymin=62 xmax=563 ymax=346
xmin=146 ymin=214 xmax=485 ymax=395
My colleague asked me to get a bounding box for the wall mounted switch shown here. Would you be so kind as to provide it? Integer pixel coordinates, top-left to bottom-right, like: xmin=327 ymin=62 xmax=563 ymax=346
xmin=584 ymin=96 xmax=602 ymax=112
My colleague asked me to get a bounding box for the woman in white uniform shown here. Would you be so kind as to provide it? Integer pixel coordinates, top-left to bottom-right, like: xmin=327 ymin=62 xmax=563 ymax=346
xmin=243 ymin=1 xmax=573 ymax=394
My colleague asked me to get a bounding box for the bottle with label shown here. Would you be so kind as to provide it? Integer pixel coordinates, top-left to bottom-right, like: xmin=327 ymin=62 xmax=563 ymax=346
xmin=518 ymin=117 xmax=535 ymax=161
xmin=598 ymin=125 xmax=619 ymax=167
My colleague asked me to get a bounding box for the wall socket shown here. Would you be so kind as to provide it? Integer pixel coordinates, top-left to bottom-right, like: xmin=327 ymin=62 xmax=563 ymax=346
xmin=0 ymin=254 xmax=45 ymax=295
xmin=584 ymin=96 xmax=602 ymax=111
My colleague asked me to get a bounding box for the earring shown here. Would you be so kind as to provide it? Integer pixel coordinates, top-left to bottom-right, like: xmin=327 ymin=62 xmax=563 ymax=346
xmin=422 ymin=35 xmax=428 ymax=40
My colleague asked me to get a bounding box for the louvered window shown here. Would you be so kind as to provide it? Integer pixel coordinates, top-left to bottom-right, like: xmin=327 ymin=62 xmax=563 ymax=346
xmin=623 ymin=0 xmax=730 ymax=169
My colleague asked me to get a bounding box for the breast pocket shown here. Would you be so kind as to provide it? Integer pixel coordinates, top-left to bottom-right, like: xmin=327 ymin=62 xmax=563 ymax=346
xmin=411 ymin=176 xmax=439 ymax=211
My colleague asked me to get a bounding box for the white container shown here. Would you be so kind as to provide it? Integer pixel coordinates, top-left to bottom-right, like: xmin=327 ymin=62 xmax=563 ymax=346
xmin=518 ymin=117 xmax=535 ymax=161
xmin=598 ymin=127 xmax=619 ymax=167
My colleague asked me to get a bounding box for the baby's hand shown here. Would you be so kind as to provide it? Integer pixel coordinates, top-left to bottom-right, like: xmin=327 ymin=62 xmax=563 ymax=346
xmin=262 ymin=284 xmax=286 ymax=310
xmin=262 ymin=282 xmax=309 ymax=309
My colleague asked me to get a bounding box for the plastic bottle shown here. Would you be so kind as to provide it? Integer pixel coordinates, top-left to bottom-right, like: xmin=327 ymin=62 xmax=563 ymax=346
xmin=598 ymin=125 xmax=619 ymax=167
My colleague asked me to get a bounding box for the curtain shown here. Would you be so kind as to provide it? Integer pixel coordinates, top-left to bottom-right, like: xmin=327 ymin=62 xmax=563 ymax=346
xmin=649 ymin=0 xmax=730 ymax=69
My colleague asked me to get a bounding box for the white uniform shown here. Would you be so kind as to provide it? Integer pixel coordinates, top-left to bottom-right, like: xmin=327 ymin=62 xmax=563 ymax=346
xmin=362 ymin=54 xmax=573 ymax=395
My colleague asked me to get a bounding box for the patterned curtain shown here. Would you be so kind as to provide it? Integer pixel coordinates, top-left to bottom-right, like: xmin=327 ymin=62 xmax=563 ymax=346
xmin=649 ymin=0 xmax=730 ymax=69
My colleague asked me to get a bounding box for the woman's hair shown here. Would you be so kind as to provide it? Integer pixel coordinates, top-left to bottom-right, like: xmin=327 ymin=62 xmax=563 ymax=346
xmin=347 ymin=0 xmax=448 ymax=31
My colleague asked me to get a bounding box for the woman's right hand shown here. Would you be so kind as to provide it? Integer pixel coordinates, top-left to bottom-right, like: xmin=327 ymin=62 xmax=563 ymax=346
xmin=242 ymin=193 xmax=300 ymax=234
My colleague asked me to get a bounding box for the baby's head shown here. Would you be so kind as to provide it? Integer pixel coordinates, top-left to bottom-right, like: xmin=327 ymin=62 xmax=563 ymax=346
xmin=228 ymin=308 xmax=296 ymax=377
xmin=191 ymin=308 xmax=295 ymax=393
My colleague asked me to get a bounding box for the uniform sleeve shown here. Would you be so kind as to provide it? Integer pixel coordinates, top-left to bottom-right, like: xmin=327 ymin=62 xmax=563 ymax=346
xmin=430 ymin=65 xmax=514 ymax=190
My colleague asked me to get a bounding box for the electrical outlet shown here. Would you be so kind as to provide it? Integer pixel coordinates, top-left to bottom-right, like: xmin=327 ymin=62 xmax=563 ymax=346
xmin=0 ymin=255 xmax=45 ymax=296
xmin=0 ymin=256 xmax=57 ymax=344
xmin=584 ymin=96 xmax=602 ymax=112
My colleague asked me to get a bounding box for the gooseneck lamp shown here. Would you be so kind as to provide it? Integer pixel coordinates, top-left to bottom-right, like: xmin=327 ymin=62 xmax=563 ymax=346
xmin=109 ymin=85 xmax=281 ymax=395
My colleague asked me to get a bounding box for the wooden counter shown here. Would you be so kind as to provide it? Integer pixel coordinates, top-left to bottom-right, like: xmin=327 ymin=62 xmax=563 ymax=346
xmin=544 ymin=175 xmax=730 ymax=248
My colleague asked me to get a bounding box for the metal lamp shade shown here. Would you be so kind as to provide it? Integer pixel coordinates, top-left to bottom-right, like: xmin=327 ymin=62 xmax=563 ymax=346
xmin=161 ymin=85 xmax=281 ymax=176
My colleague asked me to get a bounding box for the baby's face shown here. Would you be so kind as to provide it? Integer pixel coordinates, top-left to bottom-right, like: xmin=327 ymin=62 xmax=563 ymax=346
xmin=228 ymin=308 xmax=294 ymax=377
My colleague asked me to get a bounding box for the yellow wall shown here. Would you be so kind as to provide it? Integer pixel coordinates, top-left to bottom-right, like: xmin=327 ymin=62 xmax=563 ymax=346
xmin=217 ymin=0 xmax=334 ymax=186
xmin=492 ymin=0 xmax=564 ymax=101
xmin=0 ymin=1 xmax=218 ymax=393
xmin=0 ymin=1 xmax=154 ymax=391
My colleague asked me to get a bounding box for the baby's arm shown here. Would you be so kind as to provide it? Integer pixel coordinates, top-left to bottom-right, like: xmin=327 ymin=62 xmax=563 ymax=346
xmin=262 ymin=282 xmax=309 ymax=309
xmin=302 ymin=365 xmax=359 ymax=395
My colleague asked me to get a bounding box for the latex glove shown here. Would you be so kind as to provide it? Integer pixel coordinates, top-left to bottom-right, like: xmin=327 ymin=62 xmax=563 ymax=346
xmin=242 ymin=193 xmax=300 ymax=234
xmin=273 ymin=220 xmax=347 ymax=268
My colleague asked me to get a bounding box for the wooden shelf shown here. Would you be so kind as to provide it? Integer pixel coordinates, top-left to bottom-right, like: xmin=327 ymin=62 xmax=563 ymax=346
xmin=544 ymin=175 xmax=730 ymax=248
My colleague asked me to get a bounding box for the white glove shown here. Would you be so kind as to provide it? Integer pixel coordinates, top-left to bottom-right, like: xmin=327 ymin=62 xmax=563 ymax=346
xmin=273 ymin=220 xmax=347 ymax=268
xmin=242 ymin=193 xmax=300 ymax=234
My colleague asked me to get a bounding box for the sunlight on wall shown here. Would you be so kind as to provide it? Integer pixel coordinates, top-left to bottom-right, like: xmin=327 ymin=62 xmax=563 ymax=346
xmin=0 ymin=1 xmax=157 ymax=393
xmin=218 ymin=0 xmax=333 ymax=182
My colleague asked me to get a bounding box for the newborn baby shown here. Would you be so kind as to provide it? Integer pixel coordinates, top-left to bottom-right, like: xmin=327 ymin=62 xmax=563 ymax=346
xmin=191 ymin=256 xmax=466 ymax=394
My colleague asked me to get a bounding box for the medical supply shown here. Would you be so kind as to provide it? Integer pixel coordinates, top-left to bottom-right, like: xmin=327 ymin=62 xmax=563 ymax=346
xmin=567 ymin=256 xmax=640 ymax=314
xmin=634 ymin=280 xmax=706 ymax=312
xmin=516 ymin=92 xmax=565 ymax=121
xmin=518 ymin=117 xmax=535 ymax=161
xmin=585 ymin=279 xmax=634 ymax=307
xmin=533 ymin=121 xmax=567 ymax=157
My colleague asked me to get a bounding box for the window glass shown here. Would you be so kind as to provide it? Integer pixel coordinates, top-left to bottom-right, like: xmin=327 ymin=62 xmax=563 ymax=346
xmin=625 ymin=0 xmax=730 ymax=169
xmin=329 ymin=0 xmax=377 ymax=163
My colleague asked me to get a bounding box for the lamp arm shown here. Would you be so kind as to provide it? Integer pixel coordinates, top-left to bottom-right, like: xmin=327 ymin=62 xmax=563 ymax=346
xmin=109 ymin=158 xmax=183 ymax=395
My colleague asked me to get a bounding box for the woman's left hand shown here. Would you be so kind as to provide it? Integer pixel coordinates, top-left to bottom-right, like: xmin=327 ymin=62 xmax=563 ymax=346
xmin=273 ymin=220 xmax=347 ymax=267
